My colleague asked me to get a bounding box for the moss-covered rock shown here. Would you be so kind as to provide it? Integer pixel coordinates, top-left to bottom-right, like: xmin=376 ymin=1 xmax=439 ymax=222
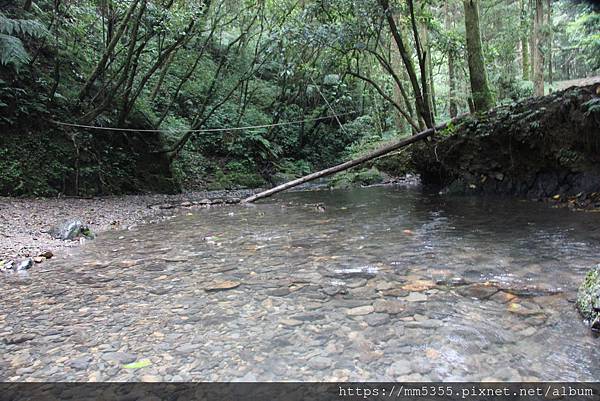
xmin=354 ymin=168 xmax=385 ymax=186
xmin=576 ymin=265 xmax=600 ymax=331
xmin=330 ymin=168 xmax=385 ymax=189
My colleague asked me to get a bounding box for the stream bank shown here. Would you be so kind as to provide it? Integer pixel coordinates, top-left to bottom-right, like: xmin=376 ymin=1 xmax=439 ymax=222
xmin=411 ymin=83 xmax=600 ymax=210
xmin=0 ymin=189 xmax=258 ymax=269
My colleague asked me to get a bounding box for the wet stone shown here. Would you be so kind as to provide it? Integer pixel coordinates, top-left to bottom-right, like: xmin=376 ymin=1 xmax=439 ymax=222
xmin=175 ymin=344 xmax=200 ymax=354
xmin=381 ymin=288 xmax=410 ymax=297
xmin=364 ymin=313 xmax=390 ymax=326
xmin=280 ymin=319 xmax=303 ymax=327
xmin=346 ymin=306 xmax=374 ymax=316
xmin=268 ymin=288 xmax=291 ymax=297
xmin=3 ymin=334 xmax=35 ymax=345
xmin=204 ymin=280 xmax=241 ymax=292
xmin=68 ymin=356 xmax=92 ymax=370
xmin=101 ymin=352 xmax=137 ymax=364
xmin=456 ymin=283 xmax=499 ymax=300
xmin=373 ymin=299 xmax=405 ymax=315
xmin=307 ymin=356 xmax=333 ymax=370
xmin=387 ymin=360 xmax=412 ymax=377
xmin=322 ymin=286 xmax=347 ymax=296
xmin=405 ymin=319 xmax=443 ymax=329
xmin=405 ymin=292 xmax=428 ymax=302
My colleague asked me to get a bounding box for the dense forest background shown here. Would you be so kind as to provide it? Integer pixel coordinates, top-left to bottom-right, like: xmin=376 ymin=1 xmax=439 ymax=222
xmin=0 ymin=0 xmax=598 ymax=196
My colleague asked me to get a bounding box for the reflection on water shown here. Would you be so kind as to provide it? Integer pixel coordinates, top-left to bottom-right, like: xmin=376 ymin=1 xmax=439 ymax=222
xmin=1 ymin=187 xmax=599 ymax=381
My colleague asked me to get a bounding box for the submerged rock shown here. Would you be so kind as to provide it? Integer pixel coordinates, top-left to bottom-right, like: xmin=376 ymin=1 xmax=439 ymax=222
xmin=0 ymin=260 xmax=14 ymax=272
xmin=576 ymin=264 xmax=600 ymax=332
xmin=50 ymin=220 xmax=95 ymax=240
xmin=16 ymin=258 xmax=33 ymax=271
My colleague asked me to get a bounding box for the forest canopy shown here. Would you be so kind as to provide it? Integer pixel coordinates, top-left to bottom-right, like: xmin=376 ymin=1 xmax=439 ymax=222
xmin=0 ymin=0 xmax=598 ymax=196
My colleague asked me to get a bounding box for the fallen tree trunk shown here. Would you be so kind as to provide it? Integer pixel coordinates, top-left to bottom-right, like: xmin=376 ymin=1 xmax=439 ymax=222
xmin=242 ymin=117 xmax=461 ymax=203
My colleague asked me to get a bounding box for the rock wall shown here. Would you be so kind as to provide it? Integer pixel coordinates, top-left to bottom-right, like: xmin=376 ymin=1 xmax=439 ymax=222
xmin=411 ymin=84 xmax=600 ymax=208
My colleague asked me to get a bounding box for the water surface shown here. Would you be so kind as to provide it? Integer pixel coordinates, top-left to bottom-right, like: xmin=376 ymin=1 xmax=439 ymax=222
xmin=1 ymin=187 xmax=599 ymax=381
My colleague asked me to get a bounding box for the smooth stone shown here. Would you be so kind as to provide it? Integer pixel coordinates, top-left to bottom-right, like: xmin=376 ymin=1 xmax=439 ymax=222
xmin=387 ymin=360 xmax=412 ymax=377
xmin=346 ymin=279 xmax=368 ymax=289
xmin=204 ymin=280 xmax=241 ymax=292
xmin=405 ymin=292 xmax=428 ymax=302
xmin=141 ymin=375 xmax=163 ymax=382
xmin=102 ymin=352 xmax=137 ymax=364
xmin=280 ymin=319 xmax=303 ymax=327
xmin=307 ymin=356 xmax=333 ymax=370
xmin=268 ymin=288 xmax=291 ymax=297
xmin=456 ymin=283 xmax=499 ymax=300
xmin=69 ymin=356 xmax=92 ymax=370
xmin=405 ymin=319 xmax=443 ymax=329
xmin=381 ymin=288 xmax=410 ymax=297
xmin=322 ymin=286 xmax=347 ymax=296
xmin=346 ymin=306 xmax=374 ymax=316
xmin=507 ymin=302 xmax=544 ymax=316
xmin=375 ymin=281 xmax=395 ymax=291
xmin=518 ymin=327 xmax=537 ymax=337
xmin=4 ymin=334 xmax=35 ymax=345
xmin=175 ymin=344 xmax=200 ymax=354
xmin=373 ymin=299 xmax=405 ymax=314
xmin=16 ymin=259 xmax=33 ymax=271
xmin=364 ymin=313 xmax=390 ymax=326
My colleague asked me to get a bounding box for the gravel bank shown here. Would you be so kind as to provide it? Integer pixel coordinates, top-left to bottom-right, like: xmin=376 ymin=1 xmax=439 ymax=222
xmin=0 ymin=189 xmax=259 ymax=265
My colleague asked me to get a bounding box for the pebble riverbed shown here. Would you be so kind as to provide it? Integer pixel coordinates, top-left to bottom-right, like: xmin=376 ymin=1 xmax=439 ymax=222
xmin=1 ymin=186 xmax=599 ymax=381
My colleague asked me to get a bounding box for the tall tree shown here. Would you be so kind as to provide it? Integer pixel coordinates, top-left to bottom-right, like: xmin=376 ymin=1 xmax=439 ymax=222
xmin=378 ymin=0 xmax=434 ymax=128
xmin=463 ymin=0 xmax=494 ymax=111
xmin=532 ymin=0 xmax=545 ymax=95
xmin=520 ymin=0 xmax=530 ymax=80
xmin=445 ymin=0 xmax=458 ymax=117
xmin=546 ymin=0 xmax=553 ymax=86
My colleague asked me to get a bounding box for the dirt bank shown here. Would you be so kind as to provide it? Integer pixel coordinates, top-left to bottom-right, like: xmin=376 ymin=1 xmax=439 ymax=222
xmin=411 ymin=83 xmax=600 ymax=210
xmin=0 ymin=190 xmax=257 ymax=267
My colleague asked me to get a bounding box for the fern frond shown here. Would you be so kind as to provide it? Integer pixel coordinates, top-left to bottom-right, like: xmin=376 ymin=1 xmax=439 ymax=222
xmin=0 ymin=34 xmax=30 ymax=70
xmin=0 ymin=13 xmax=47 ymax=38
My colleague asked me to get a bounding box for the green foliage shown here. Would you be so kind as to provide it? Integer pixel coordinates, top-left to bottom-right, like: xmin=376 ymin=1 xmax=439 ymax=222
xmin=494 ymin=76 xmax=534 ymax=103
xmin=0 ymin=12 xmax=47 ymax=70
xmin=0 ymin=0 xmax=597 ymax=196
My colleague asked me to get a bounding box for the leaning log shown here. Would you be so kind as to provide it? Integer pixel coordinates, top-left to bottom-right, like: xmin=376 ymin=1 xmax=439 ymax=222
xmin=242 ymin=117 xmax=461 ymax=203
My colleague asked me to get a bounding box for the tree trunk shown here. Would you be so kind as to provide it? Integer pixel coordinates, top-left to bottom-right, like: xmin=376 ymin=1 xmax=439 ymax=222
xmin=463 ymin=0 xmax=494 ymax=112
xmin=242 ymin=116 xmax=465 ymax=203
xmin=546 ymin=0 xmax=553 ymax=86
xmin=23 ymin=0 xmax=32 ymax=11
xmin=520 ymin=0 xmax=530 ymax=80
xmin=390 ymin=31 xmax=408 ymax=132
xmin=378 ymin=0 xmax=431 ymax=129
xmin=445 ymin=0 xmax=457 ymax=117
xmin=78 ymin=0 xmax=140 ymax=101
xmin=423 ymin=24 xmax=437 ymax=118
xmin=408 ymin=0 xmax=434 ymax=127
xmin=533 ymin=0 xmax=544 ymax=96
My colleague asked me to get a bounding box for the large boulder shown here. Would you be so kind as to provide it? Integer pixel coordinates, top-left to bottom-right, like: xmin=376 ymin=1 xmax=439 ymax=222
xmin=576 ymin=264 xmax=600 ymax=331
xmin=50 ymin=220 xmax=95 ymax=241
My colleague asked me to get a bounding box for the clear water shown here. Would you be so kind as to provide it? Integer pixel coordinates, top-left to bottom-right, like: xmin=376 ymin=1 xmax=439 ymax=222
xmin=1 ymin=187 xmax=599 ymax=381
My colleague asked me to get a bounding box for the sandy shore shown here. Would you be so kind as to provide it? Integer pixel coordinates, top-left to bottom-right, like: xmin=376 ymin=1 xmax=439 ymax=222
xmin=0 ymin=189 xmax=257 ymax=265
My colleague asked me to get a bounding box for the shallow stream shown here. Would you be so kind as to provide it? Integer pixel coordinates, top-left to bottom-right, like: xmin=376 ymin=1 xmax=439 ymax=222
xmin=1 ymin=187 xmax=599 ymax=381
